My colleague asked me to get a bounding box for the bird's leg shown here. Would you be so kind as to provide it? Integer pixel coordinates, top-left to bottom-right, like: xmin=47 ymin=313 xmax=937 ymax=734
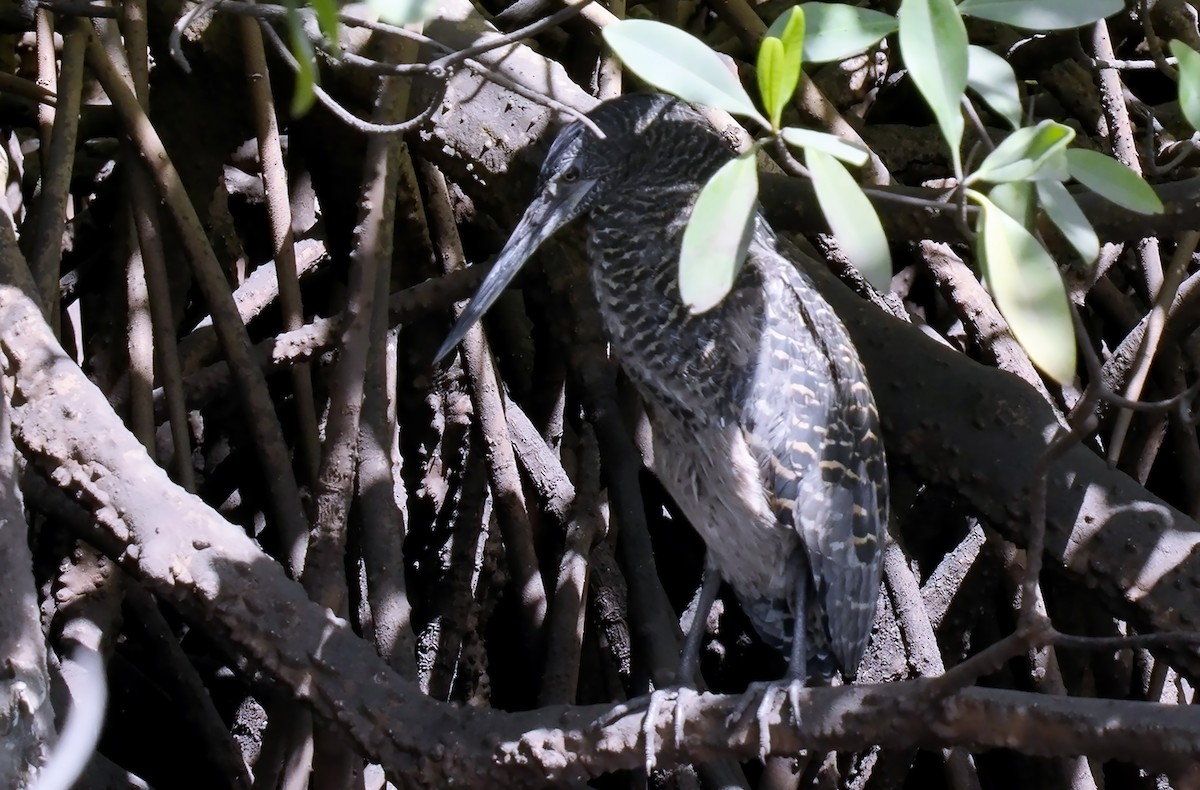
xmin=786 ymin=558 xmax=808 ymax=683
xmin=779 ymin=566 xmax=809 ymax=738
xmin=678 ymin=558 xmax=722 ymax=686
xmin=641 ymin=559 xmax=722 ymax=770
xmin=730 ymin=553 xmax=812 ymax=760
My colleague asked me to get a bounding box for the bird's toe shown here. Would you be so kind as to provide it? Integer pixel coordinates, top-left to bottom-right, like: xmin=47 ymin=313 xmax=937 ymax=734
xmin=726 ymin=678 xmax=808 ymax=761
xmin=726 ymin=681 xmax=777 ymax=760
xmin=640 ymin=686 xmax=686 ymax=772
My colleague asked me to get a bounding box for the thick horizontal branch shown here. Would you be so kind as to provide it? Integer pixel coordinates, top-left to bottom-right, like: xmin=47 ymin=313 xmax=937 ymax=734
xmin=543 ymin=683 xmax=1200 ymax=777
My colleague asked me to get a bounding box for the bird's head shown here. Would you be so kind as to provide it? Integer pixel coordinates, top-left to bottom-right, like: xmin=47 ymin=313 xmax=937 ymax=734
xmin=434 ymin=94 xmax=730 ymax=362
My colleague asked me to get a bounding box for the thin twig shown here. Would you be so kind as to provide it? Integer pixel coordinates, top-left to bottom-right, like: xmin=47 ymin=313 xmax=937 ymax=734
xmin=0 ymin=72 xmax=56 ymax=106
xmin=1138 ymin=0 xmax=1178 ymax=79
xmin=1108 ymin=231 xmax=1199 ymax=464
xmin=240 ymin=16 xmax=321 ymax=486
xmin=24 ymin=16 xmax=88 ymax=328
xmin=1092 ymin=56 xmax=1177 ymax=70
xmin=1091 ymin=20 xmax=1164 ymax=298
xmin=427 ymin=4 xmax=582 ymax=73
xmin=258 ymin=20 xmax=445 ymax=135
xmin=36 ymin=0 xmax=117 ymax=17
xmin=168 ymin=0 xmax=221 ymax=74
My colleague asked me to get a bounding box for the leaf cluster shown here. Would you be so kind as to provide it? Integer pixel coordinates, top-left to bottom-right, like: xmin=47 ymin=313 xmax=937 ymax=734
xmin=603 ymin=0 xmax=1170 ymax=384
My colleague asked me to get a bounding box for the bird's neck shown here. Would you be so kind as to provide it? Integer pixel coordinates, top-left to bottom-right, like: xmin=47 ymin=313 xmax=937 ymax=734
xmin=586 ymin=192 xmax=692 ymax=329
xmin=584 ymin=194 xmax=763 ymax=426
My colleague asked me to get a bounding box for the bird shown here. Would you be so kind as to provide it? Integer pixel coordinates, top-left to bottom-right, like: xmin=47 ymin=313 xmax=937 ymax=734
xmin=436 ymin=93 xmax=888 ymax=694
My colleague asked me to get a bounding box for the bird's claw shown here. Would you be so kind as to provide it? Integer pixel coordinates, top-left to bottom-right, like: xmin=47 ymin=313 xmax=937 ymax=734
xmin=672 ymin=686 xmax=694 ymax=747
xmin=726 ymin=679 xmax=806 ymax=760
xmin=639 ymin=686 xmax=698 ymax=772
xmin=593 ymin=686 xmax=695 ymax=773
xmin=642 ymin=688 xmax=670 ymax=772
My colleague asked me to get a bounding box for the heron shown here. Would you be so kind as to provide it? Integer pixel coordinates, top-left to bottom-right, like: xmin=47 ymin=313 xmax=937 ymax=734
xmin=436 ymin=93 xmax=888 ymax=700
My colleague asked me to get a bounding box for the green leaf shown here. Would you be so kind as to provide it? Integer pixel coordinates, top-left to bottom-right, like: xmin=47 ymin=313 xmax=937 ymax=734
xmin=758 ymin=40 xmax=789 ymax=131
xmin=966 ymin=120 xmax=1075 ymax=185
xmin=957 ymin=0 xmax=1122 ymax=30
xmin=369 ymin=0 xmax=438 ymax=24
xmin=1066 ymin=149 xmax=1164 ymax=214
xmin=767 ymin=5 xmax=807 ymax=42
xmin=758 ymin=7 xmax=805 ymax=130
xmin=1170 ymin=40 xmax=1200 ymax=132
xmin=899 ymin=0 xmax=968 ymax=176
xmin=604 ymin=20 xmax=769 ymax=128
xmin=781 ymin=127 xmax=870 ymax=165
xmin=1037 ymin=180 xmax=1100 ymax=263
xmin=286 ymin=6 xmax=316 ymax=116
xmin=679 ymin=152 xmax=760 ymax=312
xmin=987 ymin=181 xmax=1034 ymax=226
xmin=807 ymin=148 xmax=891 ymax=289
xmin=967 ymin=45 xmax=1022 ymax=128
xmin=310 ymin=0 xmax=339 ymax=47
xmin=975 ymin=196 xmax=1076 ymax=383
xmin=800 ymin=2 xmax=898 ymax=63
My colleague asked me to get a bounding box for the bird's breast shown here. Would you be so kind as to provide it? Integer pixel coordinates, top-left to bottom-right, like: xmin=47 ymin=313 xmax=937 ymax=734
xmin=650 ymin=407 xmax=799 ymax=602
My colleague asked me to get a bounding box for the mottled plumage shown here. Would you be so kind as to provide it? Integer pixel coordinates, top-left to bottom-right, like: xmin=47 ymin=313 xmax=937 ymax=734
xmin=437 ymin=94 xmax=888 ymax=680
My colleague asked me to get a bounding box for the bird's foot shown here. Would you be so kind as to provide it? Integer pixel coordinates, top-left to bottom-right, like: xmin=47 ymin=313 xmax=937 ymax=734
xmin=726 ymin=679 xmax=806 ymax=761
xmin=593 ymin=685 xmax=698 ymax=772
xmin=640 ymin=685 xmax=701 ymax=771
xmin=641 ymin=687 xmax=671 ymax=772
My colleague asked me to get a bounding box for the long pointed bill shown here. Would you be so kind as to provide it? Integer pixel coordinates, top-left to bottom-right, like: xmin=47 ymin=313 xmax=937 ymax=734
xmin=434 ymin=178 xmax=596 ymax=363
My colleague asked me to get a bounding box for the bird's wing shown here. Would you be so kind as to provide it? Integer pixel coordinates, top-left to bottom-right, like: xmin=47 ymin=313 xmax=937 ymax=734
xmin=738 ymin=242 xmax=888 ymax=676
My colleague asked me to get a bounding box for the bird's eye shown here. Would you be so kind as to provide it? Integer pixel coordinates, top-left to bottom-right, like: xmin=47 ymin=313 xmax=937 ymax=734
xmin=561 ymin=167 xmax=580 ymax=182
